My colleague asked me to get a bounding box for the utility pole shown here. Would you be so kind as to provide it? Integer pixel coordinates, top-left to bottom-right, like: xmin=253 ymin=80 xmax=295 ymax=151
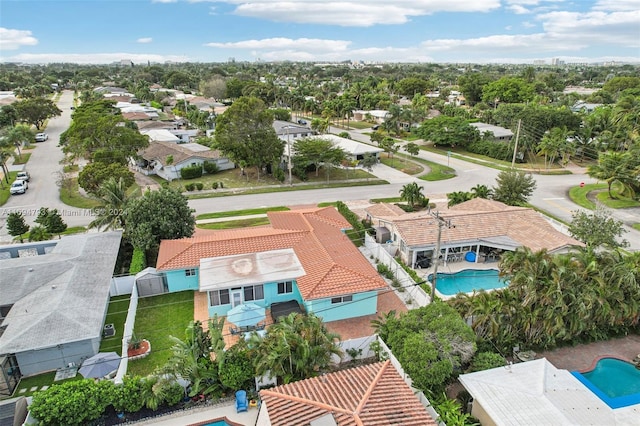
xmin=511 ymin=119 xmax=522 ymax=168
xmin=286 ymin=126 xmax=293 ymax=186
xmin=429 ymin=211 xmax=454 ymax=302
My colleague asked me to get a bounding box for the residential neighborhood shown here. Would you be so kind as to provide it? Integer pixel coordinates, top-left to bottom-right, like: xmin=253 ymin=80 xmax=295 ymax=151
xmin=0 ymin=56 xmax=639 ymax=426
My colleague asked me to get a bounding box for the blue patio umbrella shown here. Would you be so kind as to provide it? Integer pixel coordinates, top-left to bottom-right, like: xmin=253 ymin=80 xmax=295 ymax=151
xmin=227 ymin=303 xmax=266 ymax=328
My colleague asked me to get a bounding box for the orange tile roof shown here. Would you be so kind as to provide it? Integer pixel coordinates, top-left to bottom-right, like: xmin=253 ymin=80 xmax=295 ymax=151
xmin=371 ymin=199 xmax=583 ymax=252
xmin=260 ymin=360 xmax=437 ymax=426
xmin=156 ymin=207 xmax=386 ymax=300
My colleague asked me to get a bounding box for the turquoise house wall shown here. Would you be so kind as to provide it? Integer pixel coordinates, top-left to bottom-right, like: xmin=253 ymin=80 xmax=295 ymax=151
xmin=304 ymin=290 xmax=378 ymax=322
xmin=206 ymin=280 xmax=304 ymax=318
xmin=166 ymin=269 xmax=199 ymax=292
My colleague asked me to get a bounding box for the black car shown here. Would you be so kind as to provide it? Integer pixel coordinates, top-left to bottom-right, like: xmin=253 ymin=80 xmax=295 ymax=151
xmin=297 ymin=119 xmax=307 ymax=125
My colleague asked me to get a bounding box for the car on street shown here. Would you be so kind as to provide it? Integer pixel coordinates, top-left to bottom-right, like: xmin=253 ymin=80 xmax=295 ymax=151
xmin=10 ymin=180 xmax=28 ymax=195
xmin=35 ymin=132 xmax=48 ymax=142
xmin=16 ymin=171 xmax=30 ymax=182
xmin=297 ymin=119 xmax=307 ymax=125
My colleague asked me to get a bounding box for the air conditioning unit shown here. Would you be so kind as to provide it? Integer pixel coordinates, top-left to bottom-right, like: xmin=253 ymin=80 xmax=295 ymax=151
xmin=103 ymin=323 xmax=115 ymax=338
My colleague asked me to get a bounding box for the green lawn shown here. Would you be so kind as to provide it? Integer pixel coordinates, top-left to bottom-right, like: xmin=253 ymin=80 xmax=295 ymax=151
xmin=126 ymin=291 xmax=194 ymax=377
xmin=59 ymin=178 xmax=102 ymax=209
xmin=568 ymin=182 xmax=640 ymax=210
xmin=99 ymin=295 xmax=132 ymax=354
xmin=197 ymin=217 xmax=272 ymax=230
xmin=0 ymin=172 xmax=18 ymax=206
xmin=196 ymin=206 xmax=289 ymax=220
xmin=13 ymin=371 xmax=82 ymax=398
xmin=13 ymin=153 xmax=31 ymax=165
xmin=379 ymin=154 xmax=424 ymax=175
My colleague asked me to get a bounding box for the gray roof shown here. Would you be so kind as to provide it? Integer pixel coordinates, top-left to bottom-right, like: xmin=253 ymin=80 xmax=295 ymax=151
xmin=0 ymin=232 xmax=122 ymax=353
xmin=470 ymin=122 xmax=514 ymax=139
xmin=317 ymin=134 xmax=384 ymax=156
xmin=458 ymin=358 xmax=638 ymax=425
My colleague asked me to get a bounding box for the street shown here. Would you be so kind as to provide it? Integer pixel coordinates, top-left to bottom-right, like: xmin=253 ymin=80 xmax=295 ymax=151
xmin=1 ymin=92 xmax=638 ymax=250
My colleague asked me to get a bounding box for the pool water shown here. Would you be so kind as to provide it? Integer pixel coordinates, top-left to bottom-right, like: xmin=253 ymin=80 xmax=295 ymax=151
xmin=572 ymin=357 xmax=640 ymax=409
xmin=428 ymin=269 xmax=507 ymax=296
xmin=202 ymin=421 xmax=231 ymax=426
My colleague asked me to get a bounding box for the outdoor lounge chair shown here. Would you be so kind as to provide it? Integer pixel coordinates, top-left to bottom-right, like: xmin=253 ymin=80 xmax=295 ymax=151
xmin=236 ymin=390 xmax=248 ymax=413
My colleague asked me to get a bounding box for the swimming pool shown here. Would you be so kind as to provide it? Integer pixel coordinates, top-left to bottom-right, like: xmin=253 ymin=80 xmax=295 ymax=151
xmin=428 ymin=269 xmax=507 ymax=296
xmin=572 ymin=357 xmax=640 ymax=409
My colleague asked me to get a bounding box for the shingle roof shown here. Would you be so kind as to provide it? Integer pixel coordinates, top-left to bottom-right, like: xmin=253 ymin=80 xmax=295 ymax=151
xmin=156 ymin=208 xmax=386 ymax=300
xmin=371 ymin=199 xmax=582 ymax=252
xmin=139 ymin=141 xmax=223 ymax=167
xmin=0 ymin=232 xmax=122 ymax=353
xmin=260 ymin=360 xmax=437 ymax=426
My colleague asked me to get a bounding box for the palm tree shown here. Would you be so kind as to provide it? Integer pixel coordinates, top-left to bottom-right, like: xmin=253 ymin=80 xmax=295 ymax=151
xmin=470 ymin=184 xmax=493 ymax=199
xmin=587 ymin=150 xmax=628 ymax=198
xmin=253 ymin=313 xmax=342 ymax=385
xmin=399 ymin=182 xmax=424 ymax=210
xmin=89 ymin=177 xmax=130 ymax=230
xmin=2 ymin=124 xmax=34 ymax=159
xmin=447 ymin=191 xmax=472 ymax=207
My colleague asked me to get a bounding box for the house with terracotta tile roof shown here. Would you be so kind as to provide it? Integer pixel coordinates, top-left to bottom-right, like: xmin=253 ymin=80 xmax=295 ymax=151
xmin=365 ymin=198 xmax=583 ymax=269
xmin=256 ymin=360 xmax=437 ymax=426
xmin=156 ymin=207 xmax=387 ymax=323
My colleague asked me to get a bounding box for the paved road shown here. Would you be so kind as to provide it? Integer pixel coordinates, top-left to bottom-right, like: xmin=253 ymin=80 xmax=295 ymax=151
xmin=2 ymin=103 xmax=638 ymax=250
xmin=0 ymin=91 xmax=91 ymax=242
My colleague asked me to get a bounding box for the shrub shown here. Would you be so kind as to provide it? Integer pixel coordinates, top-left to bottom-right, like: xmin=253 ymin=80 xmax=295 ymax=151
xmin=212 ymin=182 xmax=219 ymax=190
xmin=336 ymin=201 xmax=366 ymax=247
xmin=185 ymin=183 xmax=195 ymax=191
xmin=272 ymin=164 xmax=285 ymax=182
xmin=195 ymin=182 xmax=204 ymax=190
xmin=180 ymin=164 xmax=203 ymax=179
xmin=203 ymin=161 xmax=219 ymax=174
xmin=129 ymin=247 xmax=146 ymax=275
xmin=468 ymin=352 xmax=507 ymax=372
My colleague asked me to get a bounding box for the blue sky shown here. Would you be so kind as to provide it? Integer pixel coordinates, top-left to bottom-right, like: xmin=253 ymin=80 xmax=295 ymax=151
xmin=1 ymin=0 xmax=638 ymax=64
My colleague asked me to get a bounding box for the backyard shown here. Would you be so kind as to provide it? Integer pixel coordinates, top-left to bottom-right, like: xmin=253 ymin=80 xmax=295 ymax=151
xmin=126 ymin=291 xmax=194 ymax=377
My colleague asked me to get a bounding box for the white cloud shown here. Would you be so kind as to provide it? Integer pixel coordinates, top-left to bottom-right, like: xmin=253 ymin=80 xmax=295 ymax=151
xmin=0 ymin=52 xmax=189 ymax=64
xmin=593 ymin=0 xmax=640 ymax=11
xmin=205 ymin=37 xmax=351 ymax=52
xmin=213 ymin=0 xmax=501 ymax=26
xmin=522 ymin=21 xmax=536 ymax=27
xmin=508 ymin=5 xmax=531 ymax=14
xmin=539 ymin=10 xmax=640 ymax=47
xmin=151 ymin=0 xmax=177 ymax=3
xmin=0 ymin=28 xmax=38 ymax=50
xmin=137 ymin=37 xmax=153 ymax=43
xmin=505 ymin=25 xmax=513 ymax=30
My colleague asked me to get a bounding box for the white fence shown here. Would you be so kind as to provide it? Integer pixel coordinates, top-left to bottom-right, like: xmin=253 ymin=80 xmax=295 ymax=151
xmin=333 ymin=335 xmax=377 ymax=364
xmin=114 ymin=284 xmax=139 ymax=384
xmin=376 ymin=336 xmax=443 ymax=425
xmin=110 ymin=275 xmax=135 ymax=296
xmin=364 ymin=234 xmax=431 ymax=307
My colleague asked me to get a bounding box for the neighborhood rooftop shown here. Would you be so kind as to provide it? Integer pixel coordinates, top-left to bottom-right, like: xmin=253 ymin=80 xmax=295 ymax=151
xmin=0 ymin=232 xmax=122 ymax=353
xmin=156 ymin=207 xmax=387 ymax=300
xmin=259 ymin=360 xmax=437 ymax=426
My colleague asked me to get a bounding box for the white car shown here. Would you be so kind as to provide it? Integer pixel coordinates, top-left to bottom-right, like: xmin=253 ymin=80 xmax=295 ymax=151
xmin=10 ymin=180 xmax=28 ymax=195
xmin=35 ymin=133 xmax=48 ymax=142
xmin=16 ymin=171 xmax=30 ymax=182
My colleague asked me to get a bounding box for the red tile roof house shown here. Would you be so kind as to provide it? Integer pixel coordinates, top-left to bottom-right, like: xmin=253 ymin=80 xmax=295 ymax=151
xmin=366 ymin=198 xmax=583 ymax=270
xmin=256 ymin=360 xmax=438 ymax=426
xmin=156 ymin=207 xmax=391 ymax=341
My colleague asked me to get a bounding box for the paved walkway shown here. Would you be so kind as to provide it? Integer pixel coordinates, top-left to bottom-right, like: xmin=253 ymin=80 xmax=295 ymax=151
xmin=537 ymin=334 xmax=640 ymax=372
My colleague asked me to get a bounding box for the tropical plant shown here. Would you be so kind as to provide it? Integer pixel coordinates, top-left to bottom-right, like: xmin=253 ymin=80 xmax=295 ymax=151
xmin=253 ymin=313 xmax=343 ymax=385
xmin=447 ymin=191 xmax=473 ymax=207
xmin=35 ymin=207 xmax=67 ymax=238
xmin=399 ymin=182 xmax=425 ymax=210
xmin=28 ymin=225 xmax=51 ymax=242
xmin=569 ymin=206 xmax=629 ymax=249
xmin=492 ymin=169 xmax=536 ymax=206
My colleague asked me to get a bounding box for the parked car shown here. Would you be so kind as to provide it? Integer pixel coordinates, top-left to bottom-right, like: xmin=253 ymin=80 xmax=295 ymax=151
xmin=372 ymin=124 xmax=380 ymax=131
xmin=297 ymin=119 xmax=307 ymax=125
xmin=16 ymin=171 xmax=30 ymax=182
xmin=10 ymin=180 xmax=28 ymax=195
xmin=35 ymin=132 xmax=48 ymax=142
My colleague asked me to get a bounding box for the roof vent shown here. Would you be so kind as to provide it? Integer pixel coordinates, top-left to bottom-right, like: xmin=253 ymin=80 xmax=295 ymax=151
xmin=52 ymin=285 xmax=57 ymax=290
xmin=28 ymin=268 xmax=34 ymax=272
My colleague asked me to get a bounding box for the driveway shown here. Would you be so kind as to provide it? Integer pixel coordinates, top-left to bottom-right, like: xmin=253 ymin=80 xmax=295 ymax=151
xmin=0 ymin=90 xmax=91 ymax=243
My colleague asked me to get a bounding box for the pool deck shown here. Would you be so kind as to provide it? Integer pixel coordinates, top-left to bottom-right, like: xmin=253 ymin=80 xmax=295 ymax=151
xmin=537 ymin=334 xmax=640 ymax=372
xmin=129 ymin=400 xmax=258 ymax=425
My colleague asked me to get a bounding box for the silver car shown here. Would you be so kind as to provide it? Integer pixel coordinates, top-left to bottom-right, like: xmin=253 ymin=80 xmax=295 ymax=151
xmin=10 ymin=180 xmax=28 ymax=194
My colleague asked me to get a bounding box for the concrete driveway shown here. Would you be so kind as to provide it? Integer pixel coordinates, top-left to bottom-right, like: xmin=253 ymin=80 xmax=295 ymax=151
xmin=0 ymin=90 xmax=92 ymax=242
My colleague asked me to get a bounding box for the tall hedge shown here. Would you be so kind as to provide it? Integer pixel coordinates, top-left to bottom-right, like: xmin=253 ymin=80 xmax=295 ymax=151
xmin=336 ymin=201 xmax=366 ymax=247
xmin=180 ymin=164 xmax=203 ymax=179
xmin=129 ymin=247 xmax=147 ymax=275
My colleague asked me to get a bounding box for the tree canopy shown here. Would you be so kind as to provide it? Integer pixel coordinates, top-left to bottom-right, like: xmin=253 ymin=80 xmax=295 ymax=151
xmin=492 ymin=169 xmax=536 ymax=206
xmin=123 ymin=187 xmax=195 ymax=251
xmin=213 ymin=96 xmax=283 ymax=180
xmin=13 ymin=97 xmax=62 ymax=130
xmin=292 ymin=137 xmax=346 ymax=177
xmin=417 ymin=116 xmax=480 ymax=148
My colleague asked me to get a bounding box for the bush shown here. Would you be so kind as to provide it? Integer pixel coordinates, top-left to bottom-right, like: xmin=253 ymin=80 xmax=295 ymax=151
xmin=129 ymin=247 xmax=146 ymax=275
xmin=272 ymin=165 xmax=285 ymax=183
xmin=212 ymin=182 xmax=219 ymax=190
xmin=468 ymin=352 xmax=507 ymax=372
xmin=180 ymin=164 xmax=203 ymax=179
xmin=203 ymin=161 xmax=219 ymax=174
xmin=336 ymin=201 xmax=366 ymax=246
xmin=195 ymin=182 xmax=204 ymax=190
xmin=184 ymin=183 xmax=195 ymax=191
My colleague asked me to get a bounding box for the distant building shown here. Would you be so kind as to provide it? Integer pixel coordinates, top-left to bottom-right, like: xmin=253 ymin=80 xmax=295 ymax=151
xmin=470 ymin=122 xmax=514 ymax=142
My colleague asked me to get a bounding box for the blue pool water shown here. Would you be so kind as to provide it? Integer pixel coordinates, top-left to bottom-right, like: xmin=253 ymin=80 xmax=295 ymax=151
xmin=428 ymin=269 xmax=507 ymax=296
xmin=202 ymin=421 xmax=231 ymax=426
xmin=572 ymin=358 xmax=640 ymax=409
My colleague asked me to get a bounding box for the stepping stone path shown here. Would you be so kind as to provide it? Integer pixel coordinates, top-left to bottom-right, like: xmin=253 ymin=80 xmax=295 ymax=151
xmin=18 ymin=388 xmax=26 ymax=394
xmin=40 ymin=386 xmax=49 ymax=391
xmin=29 ymin=387 xmax=38 ymax=392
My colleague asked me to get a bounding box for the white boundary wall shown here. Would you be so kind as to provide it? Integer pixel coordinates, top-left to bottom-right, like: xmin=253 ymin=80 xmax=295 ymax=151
xmin=114 ymin=284 xmax=139 ymax=384
xmin=364 ymin=234 xmax=431 ymax=307
xmin=110 ymin=275 xmax=135 ymax=296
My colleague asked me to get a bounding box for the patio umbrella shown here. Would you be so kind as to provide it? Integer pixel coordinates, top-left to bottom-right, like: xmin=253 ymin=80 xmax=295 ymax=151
xmin=79 ymin=352 xmax=121 ymax=378
xmin=227 ymin=303 xmax=266 ymax=328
